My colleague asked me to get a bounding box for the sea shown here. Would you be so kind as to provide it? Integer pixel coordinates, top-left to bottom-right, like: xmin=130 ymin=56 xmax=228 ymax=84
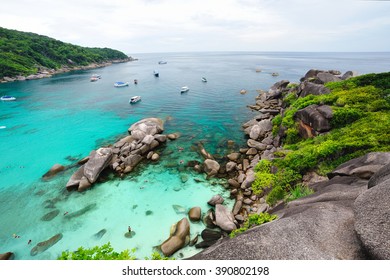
xmin=0 ymin=52 xmax=389 ymax=260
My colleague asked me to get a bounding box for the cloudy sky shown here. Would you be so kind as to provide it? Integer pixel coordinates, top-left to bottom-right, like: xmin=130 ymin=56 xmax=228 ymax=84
xmin=0 ymin=0 xmax=389 ymax=54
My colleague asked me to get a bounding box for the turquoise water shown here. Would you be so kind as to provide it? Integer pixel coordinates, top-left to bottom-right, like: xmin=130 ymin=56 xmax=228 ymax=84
xmin=0 ymin=52 xmax=389 ymax=259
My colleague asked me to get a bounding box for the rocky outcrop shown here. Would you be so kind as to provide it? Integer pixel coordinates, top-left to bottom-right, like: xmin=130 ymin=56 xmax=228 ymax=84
xmin=203 ymin=159 xmax=220 ymax=177
xmin=354 ymin=161 xmax=390 ymax=259
xmin=159 ymin=218 xmax=190 ymax=256
xmin=66 ymin=118 xmax=166 ymax=192
xmin=294 ymin=104 xmax=333 ymax=136
xmin=190 ymin=152 xmax=390 ymax=260
xmin=214 ymin=204 xmax=237 ymax=233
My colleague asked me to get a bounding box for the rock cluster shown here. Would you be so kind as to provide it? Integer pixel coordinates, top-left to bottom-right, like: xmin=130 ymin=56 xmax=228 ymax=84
xmin=66 ymin=118 xmax=166 ymax=192
xmin=190 ymin=152 xmax=390 ymax=260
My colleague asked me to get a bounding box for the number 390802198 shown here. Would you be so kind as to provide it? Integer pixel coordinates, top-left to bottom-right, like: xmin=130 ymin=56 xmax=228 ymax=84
xmin=215 ymin=266 xmax=269 ymax=276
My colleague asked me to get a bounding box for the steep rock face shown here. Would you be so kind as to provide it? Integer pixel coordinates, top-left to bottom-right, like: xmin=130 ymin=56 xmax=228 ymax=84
xmin=354 ymin=161 xmax=390 ymax=259
xmin=190 ymin=152 xmax=390 ymax=260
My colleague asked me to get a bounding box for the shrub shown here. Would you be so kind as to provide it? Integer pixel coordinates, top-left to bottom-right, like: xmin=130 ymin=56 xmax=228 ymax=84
xmin=229 ymin=213 xmax=277 ymax=238
xmin=58 ymin=242 xmax=136 ymax=260
xmin=285 ymin=184 xmax=314 ymax=202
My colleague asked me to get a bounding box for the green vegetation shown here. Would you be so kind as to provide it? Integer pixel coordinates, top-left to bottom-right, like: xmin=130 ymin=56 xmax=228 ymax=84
xmin=57 ymin=242 xmax=175 ymax=260
xmin=0 ymin=26 xmax=129 ymax=77
xmin=260 ymin=72 xmax=390 ymax=205
xmin=58 ymin=242 xmax=136 ymax=260
xmin=229 ymin=213 xmax=277 ymax=238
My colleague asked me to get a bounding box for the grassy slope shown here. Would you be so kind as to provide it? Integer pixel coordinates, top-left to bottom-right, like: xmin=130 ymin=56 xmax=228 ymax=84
xmin=252 ymin=72 xmax=390 ymax=205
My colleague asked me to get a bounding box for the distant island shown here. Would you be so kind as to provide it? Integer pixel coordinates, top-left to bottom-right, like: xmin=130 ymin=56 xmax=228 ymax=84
xmin=0 ymin=26 xmax=134 ymax=82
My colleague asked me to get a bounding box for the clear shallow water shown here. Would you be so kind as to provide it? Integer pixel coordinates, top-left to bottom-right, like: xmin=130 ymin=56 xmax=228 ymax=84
xmin=0 ymin=52 xmax=389 ymax=259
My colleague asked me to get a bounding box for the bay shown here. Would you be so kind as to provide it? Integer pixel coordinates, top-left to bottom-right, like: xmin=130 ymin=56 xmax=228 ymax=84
xmin=0 ymin=51 xmax=389 ymax=259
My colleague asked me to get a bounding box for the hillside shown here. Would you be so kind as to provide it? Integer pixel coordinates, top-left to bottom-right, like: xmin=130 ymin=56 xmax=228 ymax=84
xmin=0 ymin=26 xmax=130 ymax=78
xmin=190 ymin=70 xmax=390 ymax=260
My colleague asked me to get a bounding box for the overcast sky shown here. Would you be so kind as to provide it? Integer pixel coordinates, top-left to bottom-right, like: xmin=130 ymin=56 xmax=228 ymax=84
xmin=0 ymin=0 xmax=389 ymax=54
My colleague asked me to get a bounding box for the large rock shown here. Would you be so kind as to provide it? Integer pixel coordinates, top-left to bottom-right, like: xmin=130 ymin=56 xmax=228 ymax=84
xmin=316 ymin=72 xmax=341 ymax=84
xmin=190 ymin=175 xmax=368 ymax=260
xmin=266 ymin=80 xmax=290 ymax=100
xmin=128 ymin=118 xmax=164 ymax=137
xmin=249 ymin=120 xmax=273 ymax=140
xmin=298 ymin=81 xmax=331 ymax=98
xmin=66 ymin=165 xmax=85 ymax=190
xmin=0 ymin=252 xmax=14 ymax=260
xmin=83 ymin=148 xmax=113 ymax=184
xmin=188 ymin=207 xmax=202 ymax=222
xmin=203 ymin=159 xmax=220 ymax=177
xmin=328 ymin=152 xmax=390 ymax=179
xmin=214 ymin=204 xmax=237 ymax=233
xmin=42 ymin=163 xmax=65 ymax=179
xmin=160 ymin=218 xmax=190 ymax=256
xmin=294 ymin=104 xmax=333 ymax=134
xmin=354 ymin=179 xmax=390 ymax=259
xmin=207 ymin=194 xmax=224 ymax=206
xmin=368 ymin=162 xmax=390 ymax=189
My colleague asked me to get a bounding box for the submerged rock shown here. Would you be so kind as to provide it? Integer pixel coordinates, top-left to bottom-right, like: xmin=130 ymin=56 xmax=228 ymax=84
xmin=93 ymin=229 xmax=107 ymax=240
xmin=63 ymin=203 xmax=97 ymax=220
xmin=30 ymin=233 xmax=63 ymax=256
xmin=41 ymin=209 xmax=60 ymax=221
xmin=42 ymin=164 xmax=65 ymax=180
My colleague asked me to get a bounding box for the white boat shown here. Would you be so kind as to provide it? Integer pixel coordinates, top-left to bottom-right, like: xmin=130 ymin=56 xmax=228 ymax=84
xmin=1 ymin=95 xmax=16 ymax=101
xmin=180 ymin=86 xmax=189 ymax=93
xmin=90 ymin=74 xmax=101 ymax=82
xmin=114 ymin=81 xmax=129 ymax=87
xmin=129 ymin=96 xmax=141 ymax=104
xmin=201 ymin=77 xmax=207 ymax=82
xmin=154 ymin=70 xmax=159 ymax=77
xmin=271 ymin=72 xmax=279 ymax=77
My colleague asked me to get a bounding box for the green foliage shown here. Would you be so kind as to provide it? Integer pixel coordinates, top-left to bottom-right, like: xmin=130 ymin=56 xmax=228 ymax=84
xmin=330 ymin=107 xmax=364 ymax=128
xmin=252 ymin=72 xmax=390 ymax=207
xmin=57 ymin=242 xmax=136 ymax=260
xmin=0 ymin=27 xmax=129 ymax=77
xmin=229 ymin=213 xmax=277 ymax=238
xmin=145 ymin=251 xmax=175 ymax=260
xmin=57 ymin=243 xmax=175 ymax=260
xmin=285 ymin=184 xmax=314 ymax=202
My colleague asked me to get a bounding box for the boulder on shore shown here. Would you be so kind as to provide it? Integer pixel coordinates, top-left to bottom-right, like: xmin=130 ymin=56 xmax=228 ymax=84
xmin=160 ymin=218 xmax=190 ymax=256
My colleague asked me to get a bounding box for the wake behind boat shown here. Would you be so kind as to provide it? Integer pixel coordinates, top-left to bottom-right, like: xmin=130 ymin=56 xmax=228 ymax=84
xmin=114 ymin=81 xmax=129 ymax=87
xmin=1 ymin=95 xmax=16 ymax=101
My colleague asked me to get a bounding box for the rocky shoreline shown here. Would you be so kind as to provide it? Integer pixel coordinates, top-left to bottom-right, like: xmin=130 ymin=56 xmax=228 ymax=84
xmin=0 ymin=57 xmax=135 ymax=83
xmin=2 ymin=69 xmax=389 ymax=260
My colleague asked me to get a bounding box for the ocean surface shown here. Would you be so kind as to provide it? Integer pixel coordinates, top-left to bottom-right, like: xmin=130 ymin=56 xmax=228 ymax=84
xmin=0 ymin=52 xmax=389 ymax=260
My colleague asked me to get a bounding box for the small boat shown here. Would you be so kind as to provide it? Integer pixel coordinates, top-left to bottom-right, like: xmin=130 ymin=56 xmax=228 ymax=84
xmin=0 ymin=125 xmax=6 ymax=129
xmin=180 ymin=86 xmax=189 ymax=93
xmin=158 ymin=61 xmax=167 ymax=64
xmin=1 ymin=95 xmax=16 ymax=101
xmin=134 ymin=79 xmax=138 ymax=84
xmin=201 ymin=77 xmax=207 ymax=82
xmin=154 ymin=70 xmax=159 ymax=77
xmin=271 ymin=72 xmax=279 ymax=77
xmin=114 ymin=82 xmax=129 ymax=87
xmin=90 ymin=74 xmax=101 ymax=81
xmin=129 ymin=96 xmax=141 ymax=104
